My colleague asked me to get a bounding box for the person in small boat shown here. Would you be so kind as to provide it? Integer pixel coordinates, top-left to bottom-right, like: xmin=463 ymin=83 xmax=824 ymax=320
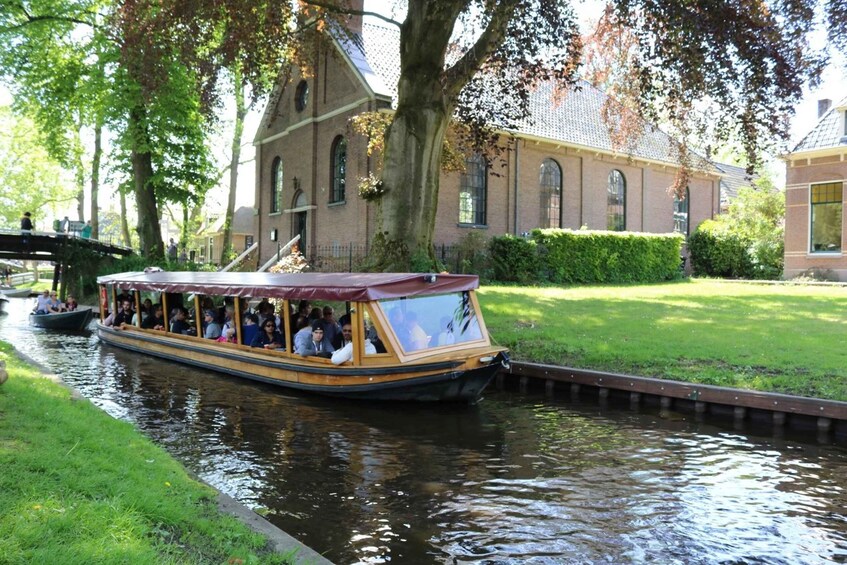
xmin=251 ymin=318 xmax=285 ymax=350
xmin=132 ymin=298 xmax=153 ymax=326
xmin=46 ymin=291 xmax=63 ymax=314
xmin=141 ymin=304 xmax=165 ymax=330
xmin=330 ymin=323 xmax=376 ymax=365
xmin=64 ymin=294 xmax=78 ymax=312
xmin=34 ymin=289 xmax=50 ymax=314
xmin=388 ymin=307 xmax=412 ymax=350
xmin=114 ymin=300 xmax=134 ymax=326
xmin=241 ymin=313 xmax=259 ymax=345
xmin=203 ymin=309 xmax=222 ymax=339
xmin=308 ymin=307 xmax=322 ymax=323
xmin=219 ymin=305 xmax=238 ymax=342
xmin=297 ymin=323 xmax=334 ymax=358
xmin=170 ymin=307 xmax=191 ymax=334
xmin=292 ymin=316 xmax=312 ymax=353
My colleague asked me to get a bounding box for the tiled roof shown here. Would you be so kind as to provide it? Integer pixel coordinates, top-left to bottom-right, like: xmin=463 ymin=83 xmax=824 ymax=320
xmin=202 ymin=206 xmax=255 ymax=235
xmin=713 ymin=162 xmax=756 ymax=205
xmin=340 ymin=21 xmax=714 ymax=170
xmin=791 ymin=96 xmax=847 ymax=153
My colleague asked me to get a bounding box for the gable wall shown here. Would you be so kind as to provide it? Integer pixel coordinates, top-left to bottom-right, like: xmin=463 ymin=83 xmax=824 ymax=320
xmin=783 ymin=158 xmax=847 ymax=281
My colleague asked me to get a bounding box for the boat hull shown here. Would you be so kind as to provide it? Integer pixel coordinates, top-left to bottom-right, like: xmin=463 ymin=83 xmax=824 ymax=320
xmin=98 ymin=324 xmax=505 ymax=402
xmin=2 ymin=287 xmax=32 ymax=298
xmin=0 ymin=298 xmax=7 ymax=315
xmin=30 ymin=308 xmax=94 ymax=330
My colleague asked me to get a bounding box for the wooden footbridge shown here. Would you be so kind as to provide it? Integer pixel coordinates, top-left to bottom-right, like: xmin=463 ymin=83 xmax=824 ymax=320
xmin=0 ymin=229 xmax=133 ymax=294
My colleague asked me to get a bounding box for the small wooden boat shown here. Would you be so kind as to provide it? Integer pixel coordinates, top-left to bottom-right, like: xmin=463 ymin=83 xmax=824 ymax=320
xmin=30 ymin=308 xmax=95 ymax=330
xmin=96 ymin=271 xmax=509 ymax=402
xmin=1 ymin=287 xmax=32 ymax=298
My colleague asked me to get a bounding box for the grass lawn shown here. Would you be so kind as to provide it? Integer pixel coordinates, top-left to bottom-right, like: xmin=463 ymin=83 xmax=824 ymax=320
xmin=479 ymin=279 xmax=847 ymax=401
xmin=0 ymin=341 xmax=296 ymax=564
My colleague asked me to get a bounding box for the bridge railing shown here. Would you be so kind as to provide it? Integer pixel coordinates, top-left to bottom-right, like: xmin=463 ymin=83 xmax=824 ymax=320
xmin=0 ymin=228 xmax=134 ymax=253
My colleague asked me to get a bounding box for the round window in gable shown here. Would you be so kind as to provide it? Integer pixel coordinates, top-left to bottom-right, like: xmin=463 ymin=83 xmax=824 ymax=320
xmin=295 ymin=80 xmax=309 ymax=112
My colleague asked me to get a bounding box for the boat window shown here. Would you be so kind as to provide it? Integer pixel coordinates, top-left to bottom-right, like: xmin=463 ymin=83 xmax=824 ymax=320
xmin=361 ymin=304 xmax=388 ymax=355
xmin=378 ymin=291 xmax=483 ymax=353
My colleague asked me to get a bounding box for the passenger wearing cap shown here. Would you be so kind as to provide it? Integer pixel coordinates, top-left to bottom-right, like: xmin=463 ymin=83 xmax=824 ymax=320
xmin=296 ymin=320 xmax=335 ymax=357
xmin=203 ymin=309 xmax=222 ymax=339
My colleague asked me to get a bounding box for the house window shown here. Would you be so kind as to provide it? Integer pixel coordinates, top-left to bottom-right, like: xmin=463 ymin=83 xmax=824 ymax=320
xmin=270 ymin=157 xmax=282 ymax=214
xmin=673 ymin=187 xmax=690 ymax=236
xmin=607 ymin=169 xmax=626 ymax=231
xmin=459 ymin=153 xmax=487 ymax=225
xmin=295 ymin=80 xmax=309 ymax=112
xmin=810 ymin=181 xmax=843 ymax=253
xmin=330 ymin=136 xmax=347 ymax=203
xmin=539 ymin=158 xmax=562 ymax=228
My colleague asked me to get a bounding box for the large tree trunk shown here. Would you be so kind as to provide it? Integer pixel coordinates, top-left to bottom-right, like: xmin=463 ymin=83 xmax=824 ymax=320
xmin=370 ymin=1 xmax=463 ymax=271
xmin=220 ymin=73 xmax=246 ymax=265
xmin=90 ymin=119 xmax=102 ymax=239
xmin=128 ymin=108 xmax=164 ymax=259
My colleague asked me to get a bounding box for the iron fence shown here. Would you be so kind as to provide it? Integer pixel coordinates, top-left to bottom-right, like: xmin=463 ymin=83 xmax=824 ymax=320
xmin=300 ymin=243 xmax=485 ymax=274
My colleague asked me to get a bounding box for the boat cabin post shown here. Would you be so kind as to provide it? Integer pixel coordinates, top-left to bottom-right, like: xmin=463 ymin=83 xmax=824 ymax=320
xmin=134 ymin=290 xmax=142 ymax=327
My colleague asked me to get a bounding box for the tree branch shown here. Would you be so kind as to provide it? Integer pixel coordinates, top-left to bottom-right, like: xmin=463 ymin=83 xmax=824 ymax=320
xmin=443 ymin=1 xmax=520 ymax=98
xmin=0 ymin=1 xmax=96 ymax=34
xmin=299 ymin=0 xmax=402 ymax=28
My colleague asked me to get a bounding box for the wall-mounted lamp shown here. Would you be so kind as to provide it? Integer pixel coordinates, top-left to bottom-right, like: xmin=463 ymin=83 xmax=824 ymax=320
xmin=270 ymin=228 xmax=278 ymax=242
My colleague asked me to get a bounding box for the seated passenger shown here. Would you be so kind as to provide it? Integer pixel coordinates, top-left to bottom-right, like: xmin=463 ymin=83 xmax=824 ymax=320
xmin=319 ymin=306 xmax=341 ymax=345
xmin=34 ymin=289 xmax=50 ymax=314
xmin=241 ymin=313 xmax=259 ymax=346
xmin=405 ymin=311 xmax=429 ymax=351
xmin=203 ymin=309 xmax=222 ymax=339
xmin=331 ymin=324 xmax=376 ymax=365
xmin=292 ymin=316 xmax=312 ymax=353
xmin=114 ymin=300 xmax=134 ymax=326
xmin=436 ymin=316 xmax=455 ymax=346
xmin=141 ymin=304 xmax=165 ymax=330
xmin=47 ymin=291 xmax=63 ymax=313
xmin=64 ymin=294 xmax=79 ymax=312
xmin=170 ymin=307 xmax=191 ymax=334
xmin=297 ymin=322 xmax=334 ymax=358
xmin=251 ymin=318 xmax=285 ymax=350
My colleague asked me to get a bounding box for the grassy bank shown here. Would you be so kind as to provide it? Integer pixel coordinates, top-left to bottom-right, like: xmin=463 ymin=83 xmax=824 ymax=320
xmin=479 ymin=279 xmax=847 ymax=401
xmin=0 ymin=341 xmax=295 ymax=564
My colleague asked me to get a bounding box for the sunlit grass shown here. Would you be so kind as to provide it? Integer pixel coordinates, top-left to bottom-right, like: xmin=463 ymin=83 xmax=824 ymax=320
xmin=479 ymin=279 xmax=847 ymax=400
xmin=0 ymin=341 xmax=296 ymax=564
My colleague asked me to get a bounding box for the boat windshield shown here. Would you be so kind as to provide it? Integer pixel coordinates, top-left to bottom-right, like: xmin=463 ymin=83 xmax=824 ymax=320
xmin=378 ymin=291 xmax=483 ymax=353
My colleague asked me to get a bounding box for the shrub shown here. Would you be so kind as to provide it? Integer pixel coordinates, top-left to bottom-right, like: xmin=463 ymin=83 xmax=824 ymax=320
xmin=532 ymin=229 xmax=684 ymax=284
xmin=488 ymin=235 xmax=540 ymax=283
xmin=688 ymin=220 xmax=754 ymax=278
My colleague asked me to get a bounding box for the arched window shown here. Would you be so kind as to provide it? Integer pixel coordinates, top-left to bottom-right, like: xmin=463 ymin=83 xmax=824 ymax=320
xmin=330 ymin=136 xmax=347 ymax=203
xmin=539 ymin=159 xmax=562 ymax=228
xmin=673 ymin=187 xmax=690 ymax=236
xmin=459 ymin=153 xmax=487 ymax=225
xmin=607 ymin=169 xmax=626 ymax=231
xmin=270 ymin=157 xmax=282 ymax=214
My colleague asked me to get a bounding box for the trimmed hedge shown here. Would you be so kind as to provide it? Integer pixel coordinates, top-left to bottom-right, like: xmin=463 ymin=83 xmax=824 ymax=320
xmin=488 ymin=235 xmax=539 ymax=283
xmin=486 ymin=230 xmax=684 ymax=284
xmin=687 ymin=221 xmax=753 ymax=278
xmin=531 ymin=229 xmax=685 ymax=284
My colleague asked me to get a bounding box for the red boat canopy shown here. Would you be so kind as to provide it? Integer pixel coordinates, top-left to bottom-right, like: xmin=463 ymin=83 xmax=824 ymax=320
xmin=97 ymin=271 xmax=479 ymax=302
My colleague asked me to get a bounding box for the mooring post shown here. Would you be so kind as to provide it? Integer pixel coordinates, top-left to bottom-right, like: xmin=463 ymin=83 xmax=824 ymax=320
xmin=772 ymin=411 xmax=786 ymax=427
xmin=570 ymin=383 xmax=580 ymax=397
xmin=519 ymin=375 xmax=529 ymax=393
xmin=818 ymin=417 xmax=832 ymax=433
xmin=629 ymin=392 xmax=641 ymax=407
xmin=734 ymin=407 xmax=747 ymax=421
xmin=545 ymin=379 xmax=555 ymax=396
xmin=660 ymin=396 xmax=673 ymax=409
xmin=598 ymin=387 xmax=609 ymax=400
xmin=695 ymin=401 xmax=707 ymax=414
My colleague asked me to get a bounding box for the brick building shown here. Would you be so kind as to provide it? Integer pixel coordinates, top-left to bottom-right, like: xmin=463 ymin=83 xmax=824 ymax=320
xmin=784 ymin=97 xmax=847 ymax=281
xmin=252 ymin=18 xmax=725 ymax=267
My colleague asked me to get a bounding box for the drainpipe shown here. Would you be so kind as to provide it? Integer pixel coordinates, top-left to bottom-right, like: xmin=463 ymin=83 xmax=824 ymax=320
xmin=513 ymin=137 xmax=520 ymax=234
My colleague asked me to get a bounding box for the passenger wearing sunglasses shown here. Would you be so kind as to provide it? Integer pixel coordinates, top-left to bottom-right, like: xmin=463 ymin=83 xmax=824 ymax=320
xmin=250 ymin=317 xmax=285 ymax=350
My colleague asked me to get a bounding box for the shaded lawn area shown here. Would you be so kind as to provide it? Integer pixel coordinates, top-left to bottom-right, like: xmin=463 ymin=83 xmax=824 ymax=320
xmin=478 ymin=279 xmax=847 ymax=401
xmin=0 ymin=341 xmax=295 ymax=564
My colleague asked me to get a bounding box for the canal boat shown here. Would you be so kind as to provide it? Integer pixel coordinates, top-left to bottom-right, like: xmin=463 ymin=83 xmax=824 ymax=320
xmin=0 ymin=295 xmax=7 ymax=315
xmin=95 ymin=271 xmax=509 ymax=402
xmin=1 ymin=287 xmax=32 ymax=298
xmin=30 ymin=307 xmax=95 ymax=330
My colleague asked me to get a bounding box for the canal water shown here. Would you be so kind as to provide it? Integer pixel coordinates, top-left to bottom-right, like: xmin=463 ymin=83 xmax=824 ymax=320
xmin=2 ymin=297 xmax=846 ymax=564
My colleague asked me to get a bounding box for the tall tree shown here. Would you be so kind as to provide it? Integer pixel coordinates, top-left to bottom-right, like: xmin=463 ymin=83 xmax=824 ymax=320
xmin=0 ymin=107 xmax=76 ymax=228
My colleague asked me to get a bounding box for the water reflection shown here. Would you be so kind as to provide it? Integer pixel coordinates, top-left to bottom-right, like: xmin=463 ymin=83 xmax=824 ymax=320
xmin=2 ymin=298 xmax=846 ymax=563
